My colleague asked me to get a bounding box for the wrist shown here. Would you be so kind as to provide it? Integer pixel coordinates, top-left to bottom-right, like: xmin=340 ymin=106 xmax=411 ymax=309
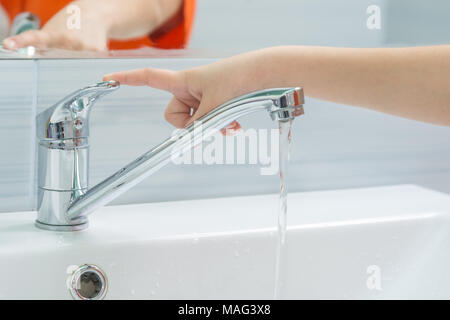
xmin=238 ymin=47 xmax=287 ymax=92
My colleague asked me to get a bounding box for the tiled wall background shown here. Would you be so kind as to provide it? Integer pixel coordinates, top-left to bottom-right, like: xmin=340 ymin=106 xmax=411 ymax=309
xmin=1 ymin=0 xmax=450 ymax=213
xmin=0 ymin=60 xmax=35 ymax=212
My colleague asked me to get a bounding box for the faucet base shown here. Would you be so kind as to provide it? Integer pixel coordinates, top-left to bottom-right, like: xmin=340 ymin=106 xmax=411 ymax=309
xmin=35 ymin=220 xmax=89 ymax=232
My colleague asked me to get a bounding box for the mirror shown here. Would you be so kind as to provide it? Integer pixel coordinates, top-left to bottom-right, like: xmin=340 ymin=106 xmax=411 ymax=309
xmin=0 ymin=0 xmax=196 ymax=58
xmin=0 ymin=0 xmax=449 ymax=59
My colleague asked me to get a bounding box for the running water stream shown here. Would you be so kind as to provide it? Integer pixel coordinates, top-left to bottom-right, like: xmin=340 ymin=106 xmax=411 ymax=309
xmin=273 ymin=119 xmax=293 ymax=299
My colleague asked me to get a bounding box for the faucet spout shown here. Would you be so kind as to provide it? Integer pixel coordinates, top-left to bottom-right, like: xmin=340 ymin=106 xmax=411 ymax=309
xmin=36 ymin=84 xmax=304 ymax=231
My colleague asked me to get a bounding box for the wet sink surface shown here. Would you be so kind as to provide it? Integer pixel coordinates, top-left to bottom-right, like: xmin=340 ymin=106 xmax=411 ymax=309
xmin=0 ymin=185 xmax=449 ymax=299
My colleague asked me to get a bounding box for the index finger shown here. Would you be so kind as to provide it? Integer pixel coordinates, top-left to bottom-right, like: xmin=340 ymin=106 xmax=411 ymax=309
xmin=103 ymin=68 xmax=178 ymax=92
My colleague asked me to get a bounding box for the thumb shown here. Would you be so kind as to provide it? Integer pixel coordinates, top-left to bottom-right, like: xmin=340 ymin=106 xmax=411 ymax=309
xmin=187 ymin=99 xmax=242 ymax=135
xmin=187 ymin=98 xmax=214 ymax=125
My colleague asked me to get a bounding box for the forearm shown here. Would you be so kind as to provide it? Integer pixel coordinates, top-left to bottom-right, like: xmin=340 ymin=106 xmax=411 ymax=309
xmin=77 ymin=0 xmax=183 ymax=39
xmin=102 ymin=45 xmax=450 ymax=127
xmin=233 ymin=46 xmax=450 ymax=126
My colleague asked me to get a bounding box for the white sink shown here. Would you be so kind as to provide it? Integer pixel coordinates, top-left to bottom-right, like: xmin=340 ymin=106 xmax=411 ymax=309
xmin=0 ymin=184 xmax=449 ymax=299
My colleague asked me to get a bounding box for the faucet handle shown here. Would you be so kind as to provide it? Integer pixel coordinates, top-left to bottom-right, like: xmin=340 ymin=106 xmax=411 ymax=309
xmin=36 ymin=81 xmax=120 ymax=140
xmin=66 ymin=80 xmax=120 ymax=113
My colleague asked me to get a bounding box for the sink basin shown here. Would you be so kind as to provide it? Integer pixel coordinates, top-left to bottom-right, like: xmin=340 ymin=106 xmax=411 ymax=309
xmin=0 ymin=184 xmax=449 ymax=299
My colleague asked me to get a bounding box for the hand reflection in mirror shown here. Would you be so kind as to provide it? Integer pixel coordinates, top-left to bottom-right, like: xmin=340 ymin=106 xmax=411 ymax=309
xmin=1 ymin=0 xmax=193 ymax=52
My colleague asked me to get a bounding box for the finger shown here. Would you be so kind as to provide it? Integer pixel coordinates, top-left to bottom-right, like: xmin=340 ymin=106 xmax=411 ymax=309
xmin=188 ymin=99 xmax=243 ymax=135
xmin=164 ymin=97 xmax=193 ymax=128
xmin=220 ymin=120 xmax=242 ymax=136
xmin=103 ymin=68 xmax=178 ymax=91
xmin=188 ymin=99 xmax=213 ymax=125
xmin=3 ymin=30 xmax=50 ymax=49
xmin=2 ymin=38 xmax=17 ymax=50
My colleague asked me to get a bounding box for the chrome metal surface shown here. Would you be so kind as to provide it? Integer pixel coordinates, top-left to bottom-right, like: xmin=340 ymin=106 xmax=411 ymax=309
xmin=35 ymin=219 xmax=89 ymax=232
xmin=69 ymin=264 xmax=108 ymax=300
xmin=36 ymin=81 xmax=119 ymax=230
xmin=36 ymin=82 xmax=304 ymax=231
xmin=36 ymin=80 xmax=119 ymax=141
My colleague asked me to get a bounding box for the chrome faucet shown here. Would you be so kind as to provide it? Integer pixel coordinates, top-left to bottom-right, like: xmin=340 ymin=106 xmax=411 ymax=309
xmin=36 ymin=80 xmax=305 ymax=231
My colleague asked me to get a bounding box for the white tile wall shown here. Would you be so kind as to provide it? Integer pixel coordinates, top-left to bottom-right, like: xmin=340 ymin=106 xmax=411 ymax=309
xmin=0 ymin=60 xmax=35 ymax=212
xmin=288 ymin=99 xmax=450 ymax=194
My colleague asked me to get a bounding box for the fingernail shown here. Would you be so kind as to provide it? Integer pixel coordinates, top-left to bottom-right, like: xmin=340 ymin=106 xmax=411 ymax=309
xmin=3 ymin=38 xmax=17 ymax=50
xmin=221 ymin=121 xmax=242 ymax=136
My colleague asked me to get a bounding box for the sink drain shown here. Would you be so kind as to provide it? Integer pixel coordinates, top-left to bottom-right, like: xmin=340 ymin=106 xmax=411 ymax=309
xmin=69 ymin=264 xmax=108 ymax=300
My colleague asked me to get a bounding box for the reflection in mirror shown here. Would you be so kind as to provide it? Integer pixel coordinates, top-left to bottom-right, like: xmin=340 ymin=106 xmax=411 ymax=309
xmin=0 ymin=4 xmax=7 ymax=40
xmin=1 ymin=0 xmax=450 ymax=59
xmin=0 ymin=0 xmax=194 ymax=58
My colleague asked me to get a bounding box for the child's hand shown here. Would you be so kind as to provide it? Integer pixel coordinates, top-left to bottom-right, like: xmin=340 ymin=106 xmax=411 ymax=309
xmin=105 ymin=68 xmax=209 ymax=128
xmin=102 ymin=66 xmax=239 ymax=132
xmin=102 ymin=50 xmax=271 ymax=131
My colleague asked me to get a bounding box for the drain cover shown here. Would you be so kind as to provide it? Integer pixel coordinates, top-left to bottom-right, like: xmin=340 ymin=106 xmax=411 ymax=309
xmin=69 ymin=264 xmax=108 ymax=300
